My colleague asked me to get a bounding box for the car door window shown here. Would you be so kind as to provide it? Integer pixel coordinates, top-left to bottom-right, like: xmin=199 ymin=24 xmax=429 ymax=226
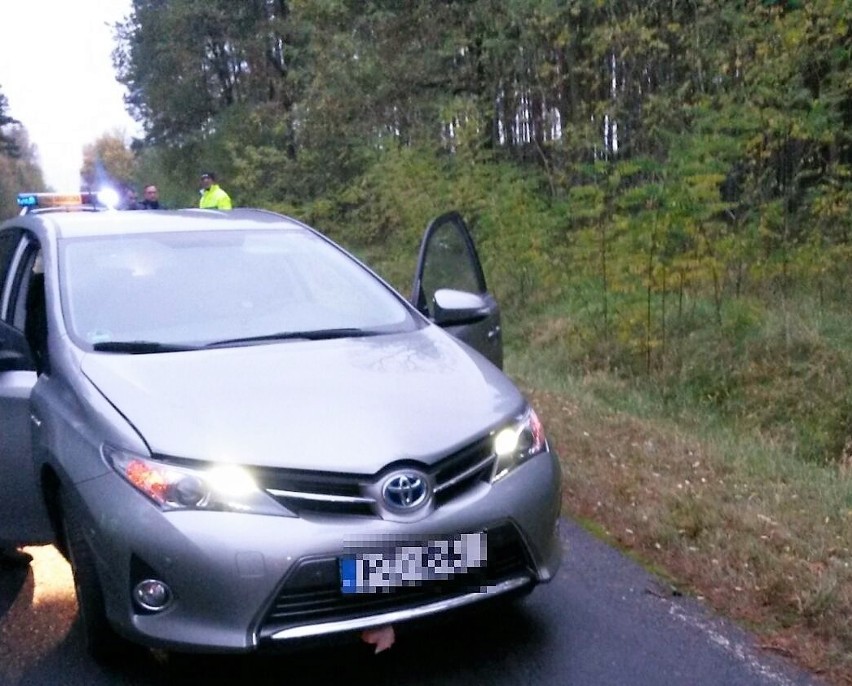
xmin=11 ymin=249 xmax=39 ymax=330
xmin=0 ymin=234 xmax=44 ymax=373
xmin=0 ymin=228 xmax=24 ymax=320
xmin=411 ymin=212 xmax=503 ymax=368
xmin=413 ymin=212 xmax=487 ymax=318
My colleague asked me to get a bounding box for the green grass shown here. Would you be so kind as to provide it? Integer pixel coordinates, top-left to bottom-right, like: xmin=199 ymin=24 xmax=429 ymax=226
xmin=506 ymin=301 xmax=852 ymax=684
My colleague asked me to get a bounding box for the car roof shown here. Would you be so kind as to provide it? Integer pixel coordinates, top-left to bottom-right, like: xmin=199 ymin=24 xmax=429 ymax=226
xmin=15 ymin=208 xmax=310 ymax=240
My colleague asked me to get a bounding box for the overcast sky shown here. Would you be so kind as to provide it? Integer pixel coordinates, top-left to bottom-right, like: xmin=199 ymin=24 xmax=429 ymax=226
xmin=0 ymin=0 xmax=140 ymax=191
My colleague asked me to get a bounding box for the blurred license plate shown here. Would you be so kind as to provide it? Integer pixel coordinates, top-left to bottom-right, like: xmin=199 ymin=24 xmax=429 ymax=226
xmin=340 ymin=532 xmax=487 ymax=594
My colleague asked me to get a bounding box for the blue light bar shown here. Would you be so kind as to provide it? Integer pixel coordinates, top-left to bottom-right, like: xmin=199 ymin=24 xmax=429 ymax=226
xmin=16 ymin=192 xmax=102 ymax=212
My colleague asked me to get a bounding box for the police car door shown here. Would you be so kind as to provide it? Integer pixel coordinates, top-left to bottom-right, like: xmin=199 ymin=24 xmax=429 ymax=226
xmin=0 ymin=228 xmax=51 ymax=545
xmin=411 ymin=212 xmax=503 ymax=369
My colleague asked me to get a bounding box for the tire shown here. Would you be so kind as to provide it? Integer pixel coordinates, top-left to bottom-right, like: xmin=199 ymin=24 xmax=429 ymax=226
xmin=60 ymin=490 xmax=130 ymax=662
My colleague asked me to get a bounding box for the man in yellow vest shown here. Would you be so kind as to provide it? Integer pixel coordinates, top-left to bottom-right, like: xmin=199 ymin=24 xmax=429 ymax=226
xmin=199 ymin=171 xmax=232 ymax=210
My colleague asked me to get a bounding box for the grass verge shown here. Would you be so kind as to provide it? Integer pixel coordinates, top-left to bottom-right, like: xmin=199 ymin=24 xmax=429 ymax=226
xmin=508 ymin=359 xmax=852 ymax=685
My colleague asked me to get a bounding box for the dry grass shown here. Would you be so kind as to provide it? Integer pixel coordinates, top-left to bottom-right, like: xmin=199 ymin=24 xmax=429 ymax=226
xmin=523 ymin=383 xmax=852 ymax=686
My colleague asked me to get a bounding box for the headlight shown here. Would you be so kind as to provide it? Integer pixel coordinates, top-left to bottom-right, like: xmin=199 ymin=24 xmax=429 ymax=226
xmin=104 ymin=445 xmax=290 ymax=516
xmin=491 ymin=407 xmax=548 ymax=482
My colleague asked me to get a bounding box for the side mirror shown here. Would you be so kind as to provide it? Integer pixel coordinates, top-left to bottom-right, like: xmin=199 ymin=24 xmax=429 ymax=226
xmin=432 ymin=288 xmax=491 ymax=326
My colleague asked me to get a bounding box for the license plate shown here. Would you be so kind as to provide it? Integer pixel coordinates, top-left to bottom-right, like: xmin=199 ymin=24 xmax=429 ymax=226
xmin=340 ymin=532 xmax=487 ymax=594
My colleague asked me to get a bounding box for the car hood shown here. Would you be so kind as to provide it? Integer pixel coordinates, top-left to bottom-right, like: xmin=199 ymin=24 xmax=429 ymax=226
xmin=80 ymin=328 xmax=523 ymax=474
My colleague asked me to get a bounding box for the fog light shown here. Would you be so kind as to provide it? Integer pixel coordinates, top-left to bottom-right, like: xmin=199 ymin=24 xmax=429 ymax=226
xmin=133 ymin=579 xmax=172 ymax=611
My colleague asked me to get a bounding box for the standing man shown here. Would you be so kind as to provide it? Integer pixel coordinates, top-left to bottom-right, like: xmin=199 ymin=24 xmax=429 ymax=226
xmin=198 ymin=172 xmax=232 ymax=210
xmin=120 ymin=185 xmax=141 ymax=210
xmin=139 ymin=184 xmax=163 ymax=209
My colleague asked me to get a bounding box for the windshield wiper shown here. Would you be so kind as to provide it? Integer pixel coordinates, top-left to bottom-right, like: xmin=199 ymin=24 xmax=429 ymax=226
xmin=205 ymin=328 xmax=382 ymax=348
xmin=92 ymin=341 xmax=202 ymax=354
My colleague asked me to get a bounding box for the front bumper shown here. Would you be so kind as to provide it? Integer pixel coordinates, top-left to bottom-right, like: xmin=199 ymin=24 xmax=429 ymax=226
xmin=268 ymin=576 xmax=532 ymax=643
xmin=71 ymin=450 xmax=562 ymax=653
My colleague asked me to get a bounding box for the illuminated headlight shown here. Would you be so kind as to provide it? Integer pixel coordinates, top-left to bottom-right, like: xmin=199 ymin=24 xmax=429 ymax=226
xmin=491 ymin=407 xmax=548 ymax=483
xmin=104 ymin=446 xmax=289 ymax=515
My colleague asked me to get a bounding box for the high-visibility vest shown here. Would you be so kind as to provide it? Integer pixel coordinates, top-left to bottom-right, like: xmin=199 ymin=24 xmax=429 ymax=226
xmin=199 ymin=184 xmax=232 ymax=210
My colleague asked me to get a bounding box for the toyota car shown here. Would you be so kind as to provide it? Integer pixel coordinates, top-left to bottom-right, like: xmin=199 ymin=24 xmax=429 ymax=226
xmin=0 ymin=193 xmax=562 ymax=659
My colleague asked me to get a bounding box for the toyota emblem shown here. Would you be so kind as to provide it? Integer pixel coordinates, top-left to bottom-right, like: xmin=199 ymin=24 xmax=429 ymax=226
xmin=382 ymin=471 xmax=430 ymax=511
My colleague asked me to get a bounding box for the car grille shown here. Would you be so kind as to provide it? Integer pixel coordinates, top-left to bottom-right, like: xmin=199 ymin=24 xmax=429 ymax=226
xmin=253 ymin=436 xmax=496 ymax=518
xmin=255 ymin=522 xmax=532 ymax=642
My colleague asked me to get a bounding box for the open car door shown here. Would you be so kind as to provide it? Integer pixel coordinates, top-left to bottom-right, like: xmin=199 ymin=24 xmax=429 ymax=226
xmin=0 ymin=232 xmax=52 ymax=545
xmin=411 ymin=212 xmax=503 ymax=369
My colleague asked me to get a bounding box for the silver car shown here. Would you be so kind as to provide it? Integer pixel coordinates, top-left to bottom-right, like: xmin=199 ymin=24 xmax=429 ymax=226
xmin=0 ymin=195 xmax=562 ymax=659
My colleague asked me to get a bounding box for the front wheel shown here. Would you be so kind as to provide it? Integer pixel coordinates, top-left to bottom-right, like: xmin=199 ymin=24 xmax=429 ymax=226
xmin=60 ymin=490 xmax=130 ymax=662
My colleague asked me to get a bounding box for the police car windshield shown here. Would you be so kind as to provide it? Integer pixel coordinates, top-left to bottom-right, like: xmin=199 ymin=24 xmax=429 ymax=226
xmin=59 ymin=230 xmax=419 ymax=350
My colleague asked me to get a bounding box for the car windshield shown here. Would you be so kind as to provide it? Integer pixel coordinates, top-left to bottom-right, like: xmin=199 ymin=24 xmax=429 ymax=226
xmin=59 ymin=229 xmax=419 ymax=349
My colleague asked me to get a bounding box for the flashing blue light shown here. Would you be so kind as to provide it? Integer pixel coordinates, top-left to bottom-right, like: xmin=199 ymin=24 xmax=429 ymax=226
xmin=15 ymin=192 xmax=105 ymax=213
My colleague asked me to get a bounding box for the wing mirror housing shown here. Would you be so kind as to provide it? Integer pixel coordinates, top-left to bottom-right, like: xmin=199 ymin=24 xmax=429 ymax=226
xmin=432 ymin=288 xmax=491 ymax=326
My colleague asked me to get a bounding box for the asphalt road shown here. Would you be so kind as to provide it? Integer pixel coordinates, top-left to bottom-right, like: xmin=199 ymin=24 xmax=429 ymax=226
xmin=0 ymin=519 xmax=825 ymax=686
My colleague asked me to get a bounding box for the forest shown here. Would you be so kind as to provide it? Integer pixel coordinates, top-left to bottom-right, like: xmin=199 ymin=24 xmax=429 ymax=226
xmin=1 ymin=1 xmax=851 ymax=680
xmin=103 ymin=0 xmax=852 ymax=462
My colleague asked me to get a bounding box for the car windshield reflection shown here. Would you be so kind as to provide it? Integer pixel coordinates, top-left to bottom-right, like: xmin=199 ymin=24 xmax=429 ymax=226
xmin=59 ymin=230 xmax=419 ymax=350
